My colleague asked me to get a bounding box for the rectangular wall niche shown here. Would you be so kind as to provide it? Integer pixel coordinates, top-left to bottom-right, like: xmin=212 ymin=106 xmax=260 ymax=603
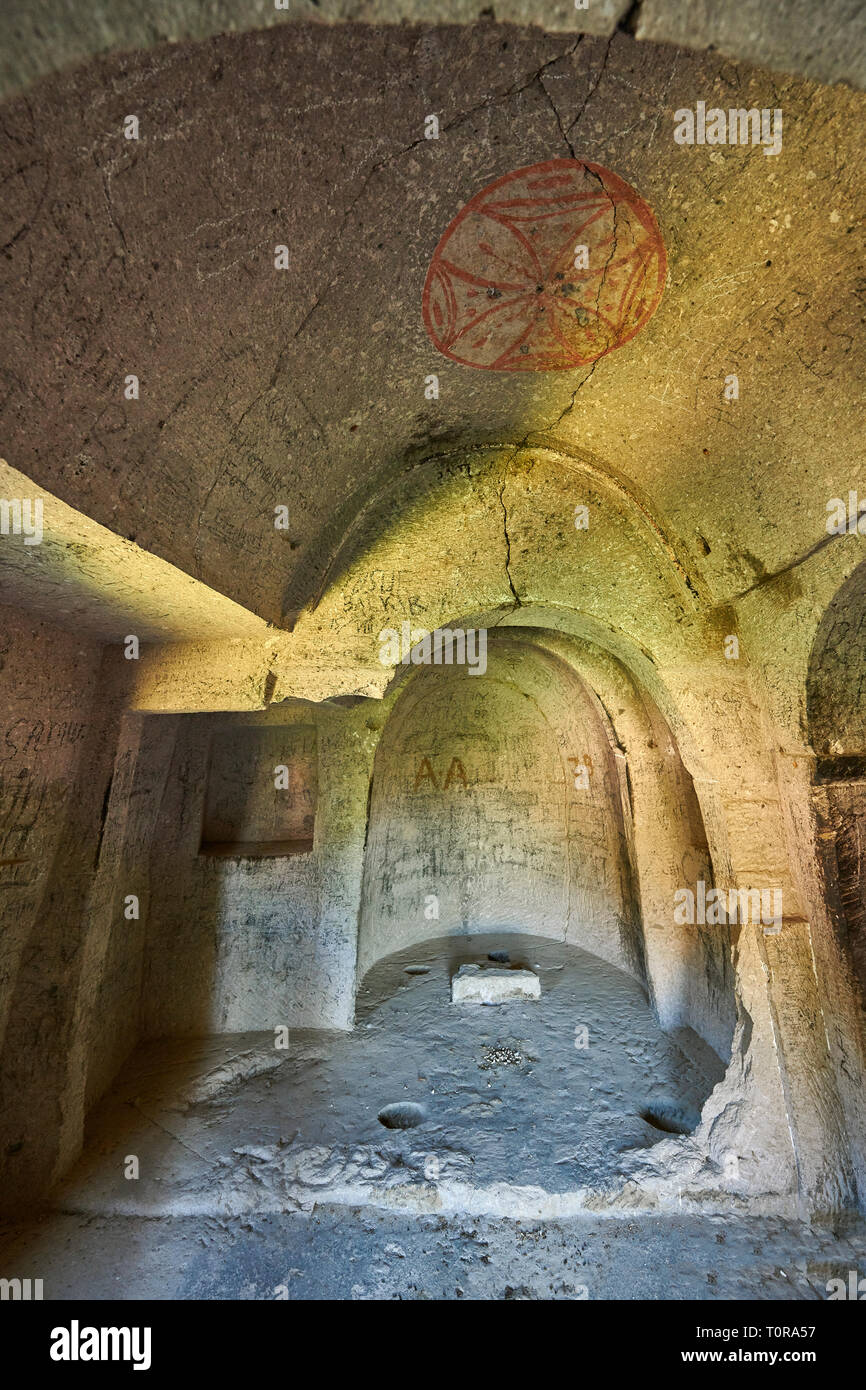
xmin=200 ymin=724 xmax=317 ymax=857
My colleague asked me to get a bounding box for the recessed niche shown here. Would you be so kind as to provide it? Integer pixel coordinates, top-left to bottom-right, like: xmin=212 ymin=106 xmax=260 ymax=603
xmin=200 ymin=724 xmax=317 ymax=858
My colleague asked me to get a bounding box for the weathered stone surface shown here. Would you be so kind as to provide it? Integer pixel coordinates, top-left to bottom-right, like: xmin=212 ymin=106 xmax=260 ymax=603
xmin=0 ymin=459 xmax=270 ymax=643
xmin=0 ymin=2 xmax=618 ymax=100
xmin=2 ymin=0 xmax=863 ymax=103
xmin=638 ymin=0 xmax=866 ymax=91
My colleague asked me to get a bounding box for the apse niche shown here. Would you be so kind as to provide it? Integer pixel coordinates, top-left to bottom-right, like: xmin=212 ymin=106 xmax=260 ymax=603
xmin=357 ymin=635 xmax=640 ymax=980
xmin=357 ymin=630 xmax=736 ymax=1075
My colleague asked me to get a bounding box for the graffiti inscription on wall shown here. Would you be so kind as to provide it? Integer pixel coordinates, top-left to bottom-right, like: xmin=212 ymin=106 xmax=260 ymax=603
xmin=412 ymin=757 xmax=469 ymax=791
xmin=0 ymin=718 xmax=89 ymax=888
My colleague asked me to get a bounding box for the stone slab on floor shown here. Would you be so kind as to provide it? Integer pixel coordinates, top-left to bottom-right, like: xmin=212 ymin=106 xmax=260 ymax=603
xmin=452 ymin=964 xmax=541 ymax=1003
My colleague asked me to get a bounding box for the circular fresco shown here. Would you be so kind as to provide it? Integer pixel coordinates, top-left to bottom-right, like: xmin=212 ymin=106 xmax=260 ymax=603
xmin=422 ymin=158 xmax=666 ymax=372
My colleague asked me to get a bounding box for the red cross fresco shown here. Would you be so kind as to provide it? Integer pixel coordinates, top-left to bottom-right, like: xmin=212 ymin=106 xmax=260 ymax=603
xmin=422 ymin=158 xmax=667 ymax=371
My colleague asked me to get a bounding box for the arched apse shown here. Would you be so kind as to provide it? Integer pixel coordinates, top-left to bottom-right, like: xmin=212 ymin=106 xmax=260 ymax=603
xmin=357 ymin=634 xmax=643 ymax=983
xmin=355 ymin=631 xmax=733 ymax=1061
xmin=356 ymin=629 xmax=735 ymax=1068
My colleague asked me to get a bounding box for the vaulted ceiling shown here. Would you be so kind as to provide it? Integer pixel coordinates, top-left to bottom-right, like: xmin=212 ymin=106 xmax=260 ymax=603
xmin=0 ymin=17 xmax=863 ymax=705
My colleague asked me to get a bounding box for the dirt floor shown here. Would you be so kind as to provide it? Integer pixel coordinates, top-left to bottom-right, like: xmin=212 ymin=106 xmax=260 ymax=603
xmin=2 ymin=1206 xmax=865 ymax=1300
xmin=42 ymin=934 xmax=718 ymax=1220
xmin=3 ymin=932 xmax=864 ymax=1301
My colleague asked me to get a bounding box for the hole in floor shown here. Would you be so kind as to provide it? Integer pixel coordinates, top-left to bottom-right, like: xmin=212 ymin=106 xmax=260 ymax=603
xmin=377 ymin=1101 xmax=426 ymax=1129
xmin=488 ymin=950 xmax=510 ymax=963
xmin=639 ymin=1102 xmax=695 ymax=1136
